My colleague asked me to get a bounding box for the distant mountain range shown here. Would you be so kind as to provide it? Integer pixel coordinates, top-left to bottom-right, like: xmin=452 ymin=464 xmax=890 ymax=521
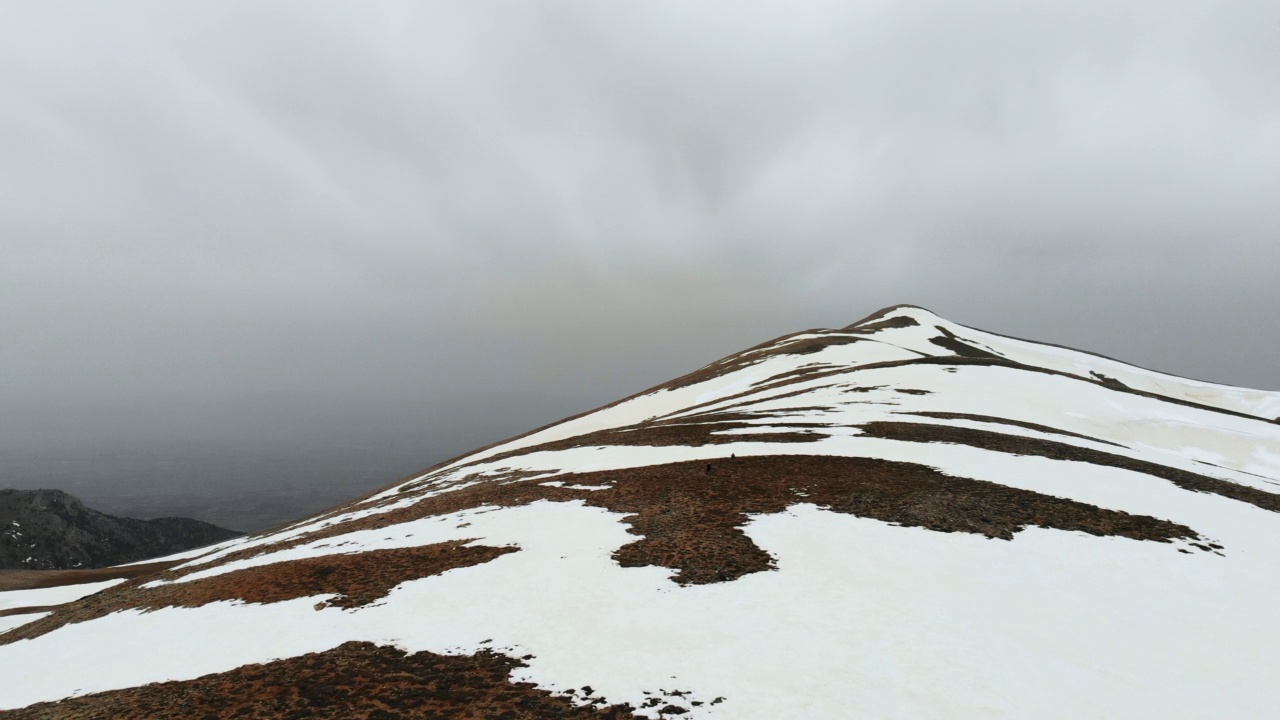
xmin=0 ymin=489 xmax=241 ymax=570
xmin=1 ymin=305 xmax=1277 ymax=718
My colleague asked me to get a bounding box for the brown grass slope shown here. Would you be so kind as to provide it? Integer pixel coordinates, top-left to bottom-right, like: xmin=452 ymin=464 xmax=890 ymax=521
xmin=2 ymin=641 xmax=646 ymax=720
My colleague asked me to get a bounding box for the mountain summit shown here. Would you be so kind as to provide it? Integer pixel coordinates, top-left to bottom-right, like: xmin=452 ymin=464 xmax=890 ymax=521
xmin=2 ymin=305 xmax=1278 ymax=718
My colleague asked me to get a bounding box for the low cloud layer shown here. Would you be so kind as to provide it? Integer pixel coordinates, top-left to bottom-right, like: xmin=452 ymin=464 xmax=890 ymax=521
xmin=3 ymin=1 xmax=1278 ymax=465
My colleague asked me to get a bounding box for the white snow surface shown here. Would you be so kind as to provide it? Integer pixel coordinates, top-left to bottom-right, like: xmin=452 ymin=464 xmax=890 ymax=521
xmin=0 ymin=579 xmax=124 ymax=613
xmin=0 ymin=580 xmax=124 ymax=638
xmin=0 ymin=612 xmax=50 ymax=636
xmin=861 ymin=305 xmax=1280 ymax=420
xmin=2 ymin=307 xmax=1278 ymax=718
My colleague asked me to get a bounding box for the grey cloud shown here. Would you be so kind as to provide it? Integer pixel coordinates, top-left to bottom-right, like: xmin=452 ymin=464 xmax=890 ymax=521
xmin=2 ymin=1 xmax=1278 ymax=515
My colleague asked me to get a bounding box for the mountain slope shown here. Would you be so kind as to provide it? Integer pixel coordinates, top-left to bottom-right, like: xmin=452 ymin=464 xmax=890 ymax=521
xmin=2 ymin=305 xmax=1278 ymax=719
xmin=0 ymin=489 xmax=242 ymax=570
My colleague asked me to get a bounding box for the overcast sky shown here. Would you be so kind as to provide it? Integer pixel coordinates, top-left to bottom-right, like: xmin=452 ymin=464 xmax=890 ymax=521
xmin=3 ymin=2 xmax=1278 ymax=501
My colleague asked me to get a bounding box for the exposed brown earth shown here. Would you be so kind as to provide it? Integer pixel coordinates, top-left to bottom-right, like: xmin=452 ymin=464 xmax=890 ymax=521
xmin=658 ymin=371 xmax=847 ymax=420
xmin=1090 ymin=371 xmax=1131 ymax=391
xmin=578 ymin=416 xmax=823 ymax=448
xmin=0 ymin=606 xmax=58 ymax=619
xmin=839 ymin=354 xmax=1276 ymax=424
xmin=841 ymin=305 xmax=922 ymax=331
xmin=857 ymin=421 xmax=1280 ymax=514
xmin=842 ymin=304 xmax=1249 ymax=408
xmin=173 ymin=541 xmax=515 ymax=610
xmin=224 ymin=414 xmax=1260 ymax=592
xmin=8 ymin=407 xmax=1242 ymax=647
xmin=771 ymin=335 xmax=865 ymax=356
xmin=928 ymin=326 xmax=1003 ymax=360
xmin=436 ymin=415 xmax=824 ymax=477
xmin=2 ymin=641 xmax=643 ymax=719
xmin=301 ymin=408 xmax=824 ymax=531
xmin=656 ymin=331 xmax=816 ymax=393
xmin=0 ymin=560 xmax=180 ymax=592
xmin=657 ymin=314 xmax=917 ymax=393
xmin=0 ymin=447 xmax=1205 ymax=648
xmin=850 ymin=314 xmax=920 ymax=333
xmin=898 ymin=411 xmax=1123 ymax=446
xmin=1 ymin=542 xmax=515 ymax=646
xmin=741 ymin=366 xmax=851 ymax=395
xmin=198 ymin=458 xmax=1203 ymax=584
xmin=550 ymin=455 xmax=1202 ymax=584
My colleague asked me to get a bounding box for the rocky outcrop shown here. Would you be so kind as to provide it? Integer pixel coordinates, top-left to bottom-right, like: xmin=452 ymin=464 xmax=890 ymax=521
xmin=0 ymin=489 xmax=241 ymax=570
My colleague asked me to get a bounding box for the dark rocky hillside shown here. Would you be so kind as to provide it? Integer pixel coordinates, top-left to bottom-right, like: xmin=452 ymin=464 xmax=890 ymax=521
xmin=0 ymin=489 xmax=242 ymax=570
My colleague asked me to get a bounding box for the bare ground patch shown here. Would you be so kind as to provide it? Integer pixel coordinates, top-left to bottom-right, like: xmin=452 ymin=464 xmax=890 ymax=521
xmin=771 ymin=335 xmax=866 ymax=356
xmin=433 ymin=414 xmax=825 ymax=478
xmin=842 ymin=305 xmax=922 ymax=332
xmin=858 ymin=421 xmax=1280 ymax=514
xmin=0 ymin=560 xmax=181 ymax=592
xmin=0 ymin=606 xmax=57 ymax=619
xmin=1 ymin=542 xmax=515 ymax=646
xmin=928 ymin=326 xmax=1003 ymax=359
xmin=555 ymin=455 xmax=1201 ymax=584
xmin=186 ymin=456 xmax=1201 ymax=588
xmin=1 ymin=432 xmax=1216 ymax=652
xmin=2 ymin=640 xmax=642 ymax=719
xmin=898 ymin=411 xmax=1123 ymax=447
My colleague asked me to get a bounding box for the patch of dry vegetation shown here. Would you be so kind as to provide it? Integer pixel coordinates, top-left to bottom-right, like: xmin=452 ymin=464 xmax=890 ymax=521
xmin=1 ymin=542 xmax=515 ymax=645
xmin=5 ymin=641 xmax=643 ymax=719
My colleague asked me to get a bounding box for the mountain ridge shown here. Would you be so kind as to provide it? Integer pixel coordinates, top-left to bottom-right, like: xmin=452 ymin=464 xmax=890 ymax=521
xmin=0 ymin=488 xmax=242 ymax=571
xmin=1 ymin=305 xmax=1278 ymax=719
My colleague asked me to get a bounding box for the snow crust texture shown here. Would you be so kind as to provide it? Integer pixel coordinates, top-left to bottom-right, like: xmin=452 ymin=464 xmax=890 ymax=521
xmin=1 ymin=305 xmax=1278 ymax=719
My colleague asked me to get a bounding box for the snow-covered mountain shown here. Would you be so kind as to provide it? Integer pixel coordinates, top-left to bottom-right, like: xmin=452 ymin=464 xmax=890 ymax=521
xmin=2 ymin=305 xmax=1278 ymax=719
